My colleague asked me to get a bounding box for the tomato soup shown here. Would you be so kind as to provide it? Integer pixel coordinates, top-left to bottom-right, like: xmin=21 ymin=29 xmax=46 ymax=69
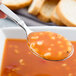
xmin=28 ymin=32 xmax=72 ymax=60
xmin=1 ymin=39 xmax=76 ymax=76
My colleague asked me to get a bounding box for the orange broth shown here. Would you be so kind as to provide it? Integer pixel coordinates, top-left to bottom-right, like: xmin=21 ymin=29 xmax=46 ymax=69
xmin=28 ymin=32 xmax=72 ymax=60
xmin=1 ymin=39 xmax=76 ymax=76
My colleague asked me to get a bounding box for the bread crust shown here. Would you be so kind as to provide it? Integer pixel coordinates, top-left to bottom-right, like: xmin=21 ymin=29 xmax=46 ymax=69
xmin=56 ymin=0 xmax=76 ymax=27
xmin=38 ymin=13 xmax=50 ymax=22
xmin=37 ymin=0 xmax=59 ymax=22
xmin=51 ymin=8 xmax=64 ymax=26
xmin=28 ymin=0 xmax=45 ymax=16
xmin=2 ymin=0 xmax=32 ymax=10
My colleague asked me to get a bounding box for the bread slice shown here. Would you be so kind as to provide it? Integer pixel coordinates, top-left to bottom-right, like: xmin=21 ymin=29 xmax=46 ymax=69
xmin=2 ymin=0 xmax=32 ymax=10
xmin=51 ymin=8 xmax=64 ymax=26
xmin=28 ymin=0 xmax=45 ymax=16
xmin=37 ymin=0 xmax=59 ymax=22
xmin=56 ymin=0 xmax=76 ymax=27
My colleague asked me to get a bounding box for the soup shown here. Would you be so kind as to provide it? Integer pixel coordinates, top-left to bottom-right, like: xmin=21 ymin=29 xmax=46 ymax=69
xmin=1 ymin=39 xmax=76 ymax=76
xmin=28 ymin=31 xmax=72 ymax=60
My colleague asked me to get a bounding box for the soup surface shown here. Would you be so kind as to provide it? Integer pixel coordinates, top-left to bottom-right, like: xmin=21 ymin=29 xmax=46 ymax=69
xmin=1 ymin=39 xmax=76 ymax=76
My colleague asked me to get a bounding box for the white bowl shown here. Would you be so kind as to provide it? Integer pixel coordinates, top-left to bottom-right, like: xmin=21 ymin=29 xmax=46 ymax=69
xmin=0 ymin=26 xmax=76 ymax=71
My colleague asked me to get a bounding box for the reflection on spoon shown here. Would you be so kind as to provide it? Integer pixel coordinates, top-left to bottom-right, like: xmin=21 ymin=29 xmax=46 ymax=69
xmin=0 ymin=10 xmax=7 ymax=18
xmin=0 ymin=4 xmax=74 ymax=61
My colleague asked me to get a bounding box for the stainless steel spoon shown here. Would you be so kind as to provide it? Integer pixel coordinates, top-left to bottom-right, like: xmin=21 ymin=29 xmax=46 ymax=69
xmin=0 ymin=4 xmax=74 ymax=61
xmin=0 ymin=4 xmax=32 ymax=35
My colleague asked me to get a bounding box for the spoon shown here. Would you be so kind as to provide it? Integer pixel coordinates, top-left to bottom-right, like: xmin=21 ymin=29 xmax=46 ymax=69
xmin=0 ymin=4 xmax=74 ymax=61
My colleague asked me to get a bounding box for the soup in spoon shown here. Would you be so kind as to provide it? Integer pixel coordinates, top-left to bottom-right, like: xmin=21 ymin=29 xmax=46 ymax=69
xmin=28 ymin=31 xmax=73 ymax=61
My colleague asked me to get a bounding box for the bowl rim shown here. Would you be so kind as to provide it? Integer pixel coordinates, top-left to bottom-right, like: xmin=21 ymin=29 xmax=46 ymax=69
xmin=0 ymin=26 xmax=76 ymax=30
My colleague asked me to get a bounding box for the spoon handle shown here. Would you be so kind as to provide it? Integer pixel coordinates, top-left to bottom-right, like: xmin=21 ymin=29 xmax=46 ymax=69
xmin=0 ymin=4 xmax=32 ymax=35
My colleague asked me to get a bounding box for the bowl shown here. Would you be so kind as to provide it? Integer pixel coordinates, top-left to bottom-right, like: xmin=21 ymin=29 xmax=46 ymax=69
xmin=0 ymin=26 xmax=76 ymax=71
